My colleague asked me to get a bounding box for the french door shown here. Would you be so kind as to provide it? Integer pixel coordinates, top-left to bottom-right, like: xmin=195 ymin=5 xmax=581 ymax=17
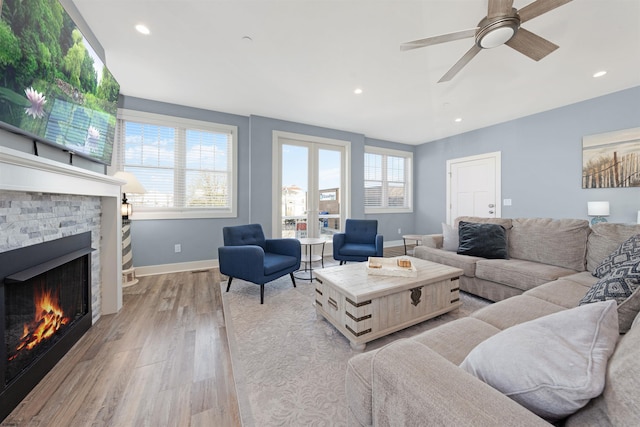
xmin=272 ymin=132 xmax=349 ymax=248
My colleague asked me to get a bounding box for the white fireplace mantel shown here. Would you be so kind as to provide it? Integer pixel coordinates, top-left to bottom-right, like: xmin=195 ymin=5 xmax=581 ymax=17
xmin=0 ymin=146 xmax=125 ymax=315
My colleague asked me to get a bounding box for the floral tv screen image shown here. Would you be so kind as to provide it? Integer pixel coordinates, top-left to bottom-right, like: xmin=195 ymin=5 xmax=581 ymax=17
xmin=0 ymin=0 xmax=120 ymax=165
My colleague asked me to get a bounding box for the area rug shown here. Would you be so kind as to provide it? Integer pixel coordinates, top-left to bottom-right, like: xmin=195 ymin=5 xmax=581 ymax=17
xmin=221 ymin=275 xmax=490 ymax=426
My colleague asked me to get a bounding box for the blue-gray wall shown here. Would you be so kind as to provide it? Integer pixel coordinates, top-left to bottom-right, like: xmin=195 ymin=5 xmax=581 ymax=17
xmin=117 ymin=97 xmax=251 ymax=266
xmin=414 ymin=86 xmax=640 ymax=235
xmin=3 ymin=84 xmax=638 ymax=267
xmin=124 ymin=106 xmax=415 ymax=266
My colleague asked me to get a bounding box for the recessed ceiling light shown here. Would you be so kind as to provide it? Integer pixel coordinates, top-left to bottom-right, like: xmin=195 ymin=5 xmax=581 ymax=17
xmin=242 ymin=35 xmax=253 ymax=42
xmin=454 ymin=117 xmax=462 ymax=123
xmin=135 ymin=24 xmax=150 ymax=35
xmin=354 ymin=88 xmax=363 ymax=95
xmin=593 ymin=70 xmax=607 ymax=78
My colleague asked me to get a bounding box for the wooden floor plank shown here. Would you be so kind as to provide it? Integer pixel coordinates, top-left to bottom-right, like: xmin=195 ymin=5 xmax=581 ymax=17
xmin=1 ymin=269 xmax=241 ymax=427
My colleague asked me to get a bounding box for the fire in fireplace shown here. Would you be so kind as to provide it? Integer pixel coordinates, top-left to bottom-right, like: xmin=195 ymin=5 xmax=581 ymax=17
xmin=8 ymin=285 xmax=71 ymax=360
xmin=0 ymin=232 xmax=93 ymax=421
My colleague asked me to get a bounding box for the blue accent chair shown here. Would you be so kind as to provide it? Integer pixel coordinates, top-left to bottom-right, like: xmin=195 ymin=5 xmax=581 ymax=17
xmin=218 ymin=224 xmax=301 ymax=304
xmin=333 ymin=219 xmax=383 ymax=264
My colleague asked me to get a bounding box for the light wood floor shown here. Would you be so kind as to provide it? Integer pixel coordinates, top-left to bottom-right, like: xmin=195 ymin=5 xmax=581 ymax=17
xmin=2 ymin=269 xmax=241 ymax=427
xmin=3 ymin=246 xmax=414 ymax=426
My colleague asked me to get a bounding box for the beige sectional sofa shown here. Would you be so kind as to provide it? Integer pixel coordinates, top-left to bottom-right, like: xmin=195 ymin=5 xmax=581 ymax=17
xmin=345 ymin=221 xmax=640 ymax=426
xmin=414 ymin=217 xmax=593 ymax=302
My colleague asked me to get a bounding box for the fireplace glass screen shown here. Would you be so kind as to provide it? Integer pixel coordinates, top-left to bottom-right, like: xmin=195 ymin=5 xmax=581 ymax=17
xmin=4 ymin=256 xmax=88 ymax=385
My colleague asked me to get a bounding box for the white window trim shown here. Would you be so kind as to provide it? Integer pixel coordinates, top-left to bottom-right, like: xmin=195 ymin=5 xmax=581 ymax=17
xmin=117 ymin=109 xmax=238 ymax=220
xmin=364 ymin=145 xmax=413 ymax=214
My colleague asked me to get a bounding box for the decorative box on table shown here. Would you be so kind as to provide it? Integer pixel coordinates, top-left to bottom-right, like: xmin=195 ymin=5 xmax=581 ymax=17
xmin=366 ymin=256 xmax=418 ymax=277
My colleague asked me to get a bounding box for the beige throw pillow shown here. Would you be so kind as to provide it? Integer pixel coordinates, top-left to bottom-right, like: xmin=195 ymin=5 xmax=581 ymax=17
xmin=441 ymin=222 xmax=458 ymax=252
xmin=460 ymin=300 xmax=619 ymax=421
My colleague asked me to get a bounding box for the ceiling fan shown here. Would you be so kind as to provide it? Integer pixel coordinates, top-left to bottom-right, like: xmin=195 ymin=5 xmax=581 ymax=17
xmin=401 ymin=0 xmax=572 ymax=82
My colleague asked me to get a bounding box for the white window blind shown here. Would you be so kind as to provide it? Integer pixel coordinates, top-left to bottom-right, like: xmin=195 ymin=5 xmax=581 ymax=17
xmin=364 ymin=146 xmax=412 ymax=213
xmin=116 ymin=109 xmax=237 ymax=219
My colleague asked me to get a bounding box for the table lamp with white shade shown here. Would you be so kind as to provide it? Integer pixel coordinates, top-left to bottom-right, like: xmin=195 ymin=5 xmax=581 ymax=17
xmin=587 ymin=201 xmax=609 ymax=226
xmin=113 ymin=171 xmax=146 ymax=287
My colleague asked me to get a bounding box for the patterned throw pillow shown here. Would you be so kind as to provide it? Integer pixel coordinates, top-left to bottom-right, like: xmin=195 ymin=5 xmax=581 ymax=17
xmin=581 ymin=259 xmax=640 ymax=305
xmin=580 ymin=259 xmax=640 ymax=333
xmin=593 ymin=234 xmax=640 ymax=278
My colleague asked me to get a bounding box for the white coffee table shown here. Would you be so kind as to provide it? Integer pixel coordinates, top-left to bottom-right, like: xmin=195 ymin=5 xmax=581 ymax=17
xmin=314 ymin=256 xmax=463 ymax=351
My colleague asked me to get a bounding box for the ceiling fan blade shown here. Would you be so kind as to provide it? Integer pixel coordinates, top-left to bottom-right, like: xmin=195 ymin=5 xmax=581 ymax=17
xmin=438 ymin=45 xmax=482 ymax=83
xmin=518 ymin=0 xmax=572 ymax=23
xmin=505 ymin=28 xmax=558 ymax=61
xmin=487 ymin=0 xmax=514 ymax=19
xmin=401 ymin=28 xmax=477 ymax=51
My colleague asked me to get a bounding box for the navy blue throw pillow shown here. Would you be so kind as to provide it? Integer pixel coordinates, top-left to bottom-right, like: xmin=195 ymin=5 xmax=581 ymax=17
xmin=457 ymin=221 xmax=508 ymax=259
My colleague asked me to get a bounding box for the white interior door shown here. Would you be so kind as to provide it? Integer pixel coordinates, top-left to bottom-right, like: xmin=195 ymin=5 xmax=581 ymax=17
xmin=273 ymin=132 xmax=349 ymax=249
xmin=446 ymin=152 xmax=501 ymax=224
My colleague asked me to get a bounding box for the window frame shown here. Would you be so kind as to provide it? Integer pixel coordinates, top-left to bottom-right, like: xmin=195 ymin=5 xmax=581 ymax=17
xmin=116 ymin=109 xmax=238 ymax=220
xmin=364 ymin=145 xmax=413 ymax=214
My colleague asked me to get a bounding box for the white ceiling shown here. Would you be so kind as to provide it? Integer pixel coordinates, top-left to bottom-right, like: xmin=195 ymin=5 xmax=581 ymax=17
xmin=72 ymin=0 xmax=640 ymax=145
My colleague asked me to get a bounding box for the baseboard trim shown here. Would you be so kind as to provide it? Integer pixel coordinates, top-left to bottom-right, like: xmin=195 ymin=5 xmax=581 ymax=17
xmin=136 ymin=259 xmax=219 ymax=277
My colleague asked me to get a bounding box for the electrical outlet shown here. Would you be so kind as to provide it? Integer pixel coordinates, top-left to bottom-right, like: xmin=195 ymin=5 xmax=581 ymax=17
xmin=398 ymin=228 xmax=402 ymax=234
xmin=503 ymin=199 xmax=512 ymax=206
xmin=174 ymin=244 xmax=181 ymax=253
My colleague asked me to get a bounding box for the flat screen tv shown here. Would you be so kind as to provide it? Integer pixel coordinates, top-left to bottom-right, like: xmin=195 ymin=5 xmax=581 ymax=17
xmin=0 ymin=0 xmax=120 ymax=165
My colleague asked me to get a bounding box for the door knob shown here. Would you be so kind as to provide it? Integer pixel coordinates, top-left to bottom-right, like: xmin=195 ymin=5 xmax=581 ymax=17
xmin=488 ymin=204 xmax=495 ymax=208
xmin=489 ymin=210 xmax=494 ymax=214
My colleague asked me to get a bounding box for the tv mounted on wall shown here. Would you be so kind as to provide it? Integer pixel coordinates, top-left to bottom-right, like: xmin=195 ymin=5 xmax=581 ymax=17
xmin=0 ymin=0 xmax=119 ymax=165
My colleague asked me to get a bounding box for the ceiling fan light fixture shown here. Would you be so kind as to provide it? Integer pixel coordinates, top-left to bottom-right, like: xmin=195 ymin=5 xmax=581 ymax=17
xmin=475 ymin=16 xmax=520 ymax=49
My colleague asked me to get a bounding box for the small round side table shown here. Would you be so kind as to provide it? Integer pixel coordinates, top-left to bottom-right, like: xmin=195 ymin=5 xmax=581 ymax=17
xmin=295 ymin=238 xmax=325 ymax=281
xmin=402 ymin=234 xmax=423 ymax=255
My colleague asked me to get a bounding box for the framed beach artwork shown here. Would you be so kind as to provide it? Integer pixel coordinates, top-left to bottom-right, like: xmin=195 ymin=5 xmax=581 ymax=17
xmin=582 ymin=127 xmax=640 ymax=188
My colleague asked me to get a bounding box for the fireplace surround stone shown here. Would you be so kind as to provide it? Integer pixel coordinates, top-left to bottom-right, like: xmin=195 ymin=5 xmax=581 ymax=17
xmin=0 ymin=145 xmax=123 ymax=318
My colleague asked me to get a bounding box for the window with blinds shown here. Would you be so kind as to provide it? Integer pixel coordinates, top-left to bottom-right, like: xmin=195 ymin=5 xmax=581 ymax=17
xmin=364 ymin=146 xmax=413 ymax=213
xmin=116 ymin=110 xmax=237 ymax=219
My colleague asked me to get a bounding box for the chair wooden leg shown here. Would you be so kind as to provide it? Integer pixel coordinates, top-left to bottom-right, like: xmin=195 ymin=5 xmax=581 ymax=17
xmin=290 ymin=272 xmax=296 ymax=288
xmin=260 ymin=284 xmax=265 ymax=304
xmin=226 ymin=276 xmax=233 ymax=292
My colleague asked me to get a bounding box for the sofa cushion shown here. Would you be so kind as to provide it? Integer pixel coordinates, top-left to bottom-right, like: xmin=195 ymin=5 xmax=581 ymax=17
xmin=471 ymin=295 xmax=565 ymax=330
xmin=411 ymin=317 xmax=501 ymax=365
xmin=475 ymin=258 xmax=577 ymax=292
xmin=441 ymin=222 xmax=458 ymax=251
xmin=345 ymin=350 xmax=375 ymax=426
xmin=454 ymin=216 xmax=513 ymax=230
xmin=413 ymin=246 xmax=480 ymax=277
xmin=586 ymin=222 xmax=640 ymax=272
xmin=457 ymin=221 xmax=508 ymax=259
xmin=565 ymin=310 xmax=640 ymax=426
xmin=562 ymin=271 xmax=601 ymax=287
xmin=524 ymin=278 xmax=593 ymax=309
xmin=509 ymin=218 xmax=590 ymax=272
xmin=461 ymin=300 xmax=619 ymax=421
xmin=580 ymin=259 xmax=640 ymax=333
xmin=592 ymin=234 xmax=640 ymax=278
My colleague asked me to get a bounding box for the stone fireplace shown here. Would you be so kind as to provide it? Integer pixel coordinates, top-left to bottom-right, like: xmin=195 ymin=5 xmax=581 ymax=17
xmin=0 ymin=145 xmax=123 ymax=419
